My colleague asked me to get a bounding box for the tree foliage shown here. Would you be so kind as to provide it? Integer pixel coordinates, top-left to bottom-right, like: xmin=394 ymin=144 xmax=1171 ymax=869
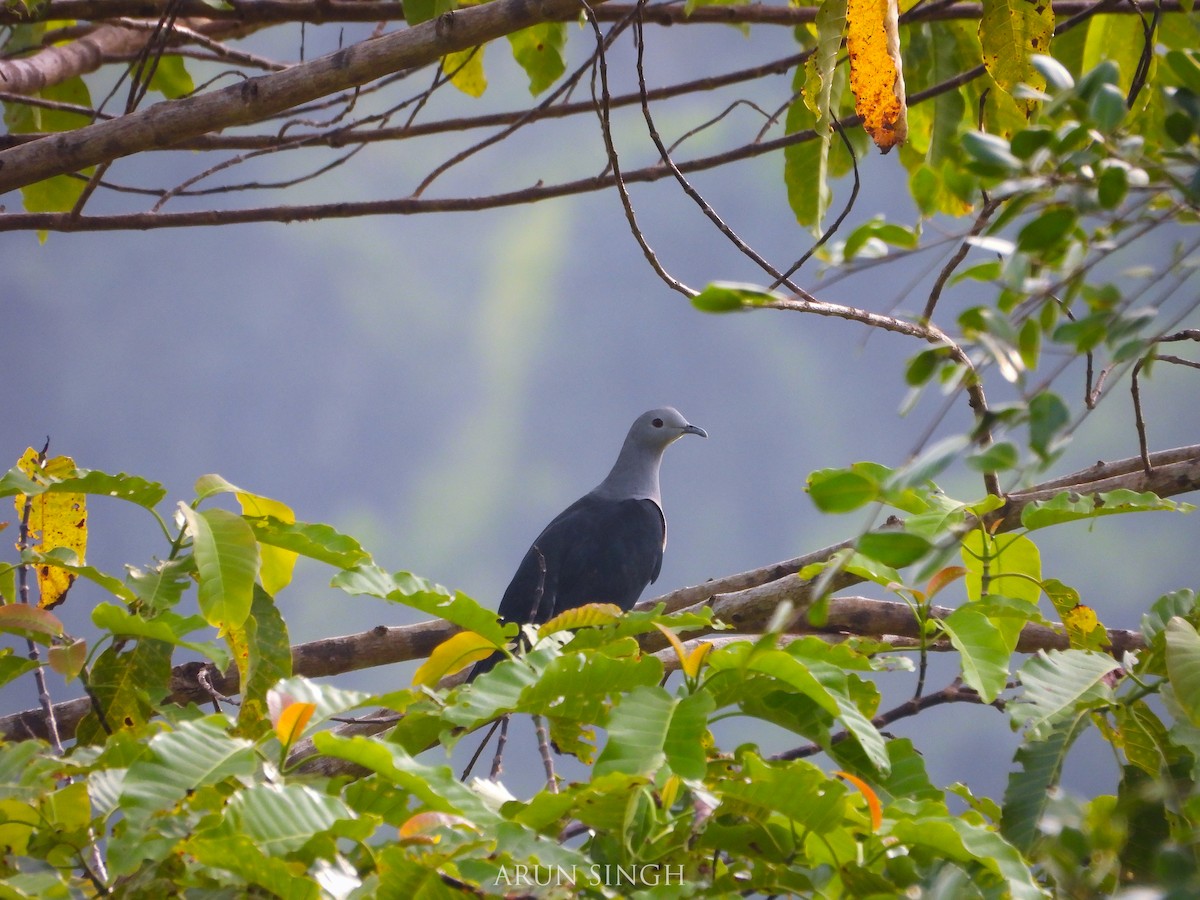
xmin=2 ymin=0 xmax=1200 ymax=895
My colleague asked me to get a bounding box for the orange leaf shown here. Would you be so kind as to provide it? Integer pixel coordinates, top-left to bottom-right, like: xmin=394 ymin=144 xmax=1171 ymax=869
xmin=273 ymin=700 xmax=316 ymax=745
xmin=925 ymin=566 xmax=966 ymax=600
xmin=846 ymin=0 xmax=907 ymax=152
xmin=834 ymin=770 xmax=883 ymax=831
xmin=0 ymin=604 xmax=65 ymax=639
xmin=398 ymin=811 xmax=477 ymax=845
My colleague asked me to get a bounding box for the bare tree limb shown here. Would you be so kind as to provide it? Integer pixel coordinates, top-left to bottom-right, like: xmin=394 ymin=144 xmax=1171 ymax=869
xmin=0 ymin=0 xmax=1174 ymax=27
xmin=2 ymin=443 xmax=1195 ymax=744
xmin=0 ymin=0 xmax=609 ymax=194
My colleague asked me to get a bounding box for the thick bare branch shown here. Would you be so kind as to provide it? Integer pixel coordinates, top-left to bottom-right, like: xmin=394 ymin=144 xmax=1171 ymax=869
xmin=0 ymin=0 xmax=605 ymax=194
xmin=0 ymin=0 xmax=1177 ymax=27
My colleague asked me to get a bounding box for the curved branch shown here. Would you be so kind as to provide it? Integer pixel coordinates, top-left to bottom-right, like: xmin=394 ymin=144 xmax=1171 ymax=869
xmin=0 ymin=0 xmax=605 ymax=194
xmin=2 ymin=443 xmax=1195 ymax=744
xmin=0 ymin=0 xmax=1175 ymax=27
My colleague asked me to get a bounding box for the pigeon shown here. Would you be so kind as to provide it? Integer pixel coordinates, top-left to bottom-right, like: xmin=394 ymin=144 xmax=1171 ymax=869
xmin=470 ymin=407 xmax=706 ymax=679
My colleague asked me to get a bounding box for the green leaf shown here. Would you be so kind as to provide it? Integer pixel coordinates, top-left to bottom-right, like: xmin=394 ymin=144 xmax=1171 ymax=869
xmin=1000 ymin=714 xmax=1089 ymax=852
xmin=1116 ymin=700 xmax=1175 ymax=778
xmin=1016 ymin=205 xmax=1078 ymax=251
xmin=245 ymin=516 xmax=372 ymax=569
xmin=1031 ymin=52 xmax=1075 ymax=92
xmin=939 ymin=607 xmax=1011 ymax=702
xmin=507 ymin=23 xmax=566 ymax=95
xmin=313 ymin=734 xmax=499 ymax=823
xmin=125 ymin=557 xmax=193 ymax=611
xmin=181 ymin=505 xmax=259 ymax=628
xmin=92 ymin=603 xmax=229 ymax=669
xmin=1165 ymin=617 xmax=1200 ymax=726
xmin=186 ymin=834 xmax=319 ymax=900
xmin=146 ymin=55 xmax=195 ymax=99
xmin=332 ymin=564 xmax=509 ymax=647
xmin=807 ymin=467 xmax=880 ymax=512
xmin=517 ymin=651 xmax=663 ymax=761
xmin=962 ymin=531 xmax=1042 ymax=605
xmin=692 ymin=281 xmax=785 ymax=313
xmin=1097 ymin=163 xmax=1129 ymax=208
xmin=979 ymin=0 xmax=1054 ymax=100
xmin=891 ymin=815 xmax=1044 ymax=900
xmin=719 ymin=753 xmax=847 ymax=834
xmin=75 ymin=640 xmax=172 ymax=744
xmin=1028 ymin=390 xmax=1070 ymax=459
xmin=120 ymin=716 xmax=257 ymax=818
xmin=239 ymin=585 xmax=294 ymax=722
xmin=1008 ymin=649 xmax=1121 ymax=739
xmin=0 ymin=466 xmax=166 ymax=507
xmin=21 ymin=549 xmax=135 ymax=602
xmin=405 ymin=0 xmax=455 ymax=23
xmin=967 ymin=441 xmax=1019 ymax=472
xmin=784 ymin=60 xmax=832 ymax=230
xmin=0 ymin=650 xmax=41 ymax=690
xmin=1021 ymin=489 xmax=1193 ymax=530
xmin=856 ymin=531 xmax=932 ymax=568
xmin=594 ymin=685 xmax=710 ymax=778
xmin=961 ymin=131 xmax=1021 ymax=171
xmin=224 ymin=783 xmax=355 ymax=855
xmin=4 ymin=76 xmax=95 ymax=216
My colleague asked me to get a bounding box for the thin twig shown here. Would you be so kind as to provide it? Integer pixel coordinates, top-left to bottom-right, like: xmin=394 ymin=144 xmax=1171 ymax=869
xmin=490 ymin=715 xmax=509 ymax=781
xmin=770 ymin=680 xmax=1002 ymax=761
xmin=632 ymin=1 xmax=813 ymax=300
xmin=532 ymin=714 xmax=558 ymax=794
xmin=580 ymin=0 xmax=696 ymax=298
xmin=922 ymin=198 xmax=1000 ymax=322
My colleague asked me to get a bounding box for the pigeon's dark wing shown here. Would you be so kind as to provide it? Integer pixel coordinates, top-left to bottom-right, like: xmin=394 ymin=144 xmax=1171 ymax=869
xmin=469 ymin=496 xmax=664 ymax=681
xmin=497 ymin=495 xmax=665 ymax=625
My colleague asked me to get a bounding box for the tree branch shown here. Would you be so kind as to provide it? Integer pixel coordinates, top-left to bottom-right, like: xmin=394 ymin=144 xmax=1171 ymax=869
xmin=0 ymin=0 xmax=607 ymax=194
xmin=0 ymin=0 xmax=1175 ymax=27
xmin=2 ymin=443 xmax=1194 ymax=744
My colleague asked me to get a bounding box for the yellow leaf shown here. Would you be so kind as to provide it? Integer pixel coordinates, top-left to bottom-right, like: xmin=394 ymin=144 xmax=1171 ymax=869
xmin=538 ymin=602 xmax=624 ymax=638
xmin=235 ymin=491 xmax=297 ymax=596
xmin=846 ymin=0 xmax=907 ymax=152
xmin=412 ymin=630 xmax=498 ymax=687
xmin=834 ymin=769 xmax=883 ymax=831
xmin=444 ymin=46 xmax=487 ymax=98
xmin=273 ymin=700 xmax=316 ymax=745
xmin=14 ymin=450 xmax=86 ymax=609
xmin=654 ymin=623 xmax=712 ymax=679
xmin=1063 ymin=603 xmax=1108 ymax=651
xmin=683 ymin=641 xmax=714 ymax=679
xmin=655 ymin=621 xmax=689 ymax=663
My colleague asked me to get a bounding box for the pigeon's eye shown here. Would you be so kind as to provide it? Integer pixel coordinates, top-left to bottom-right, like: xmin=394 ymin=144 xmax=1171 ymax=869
xmin=652 ymin=418 xmax=664 ymax=428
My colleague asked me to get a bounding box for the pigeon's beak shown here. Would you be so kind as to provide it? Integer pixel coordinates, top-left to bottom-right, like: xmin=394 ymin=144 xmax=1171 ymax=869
xmin=683 ymin=423 xmax=708 ymax=439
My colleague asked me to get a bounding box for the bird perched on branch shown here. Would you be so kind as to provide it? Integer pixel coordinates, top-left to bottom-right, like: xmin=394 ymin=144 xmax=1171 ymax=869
xmin=470 ymin=407 xmax=706 ymax=679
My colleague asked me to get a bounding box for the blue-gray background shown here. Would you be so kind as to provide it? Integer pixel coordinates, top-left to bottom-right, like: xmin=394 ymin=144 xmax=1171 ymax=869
xmin=4 ymin=20 xmax=1198 ymax=799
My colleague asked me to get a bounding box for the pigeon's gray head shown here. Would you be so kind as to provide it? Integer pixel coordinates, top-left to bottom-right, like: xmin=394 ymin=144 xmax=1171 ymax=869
xmin=594 ymin=407 xmax=706 ymax=502
xmin=628 ymin=407 xmax=707 ymax=450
